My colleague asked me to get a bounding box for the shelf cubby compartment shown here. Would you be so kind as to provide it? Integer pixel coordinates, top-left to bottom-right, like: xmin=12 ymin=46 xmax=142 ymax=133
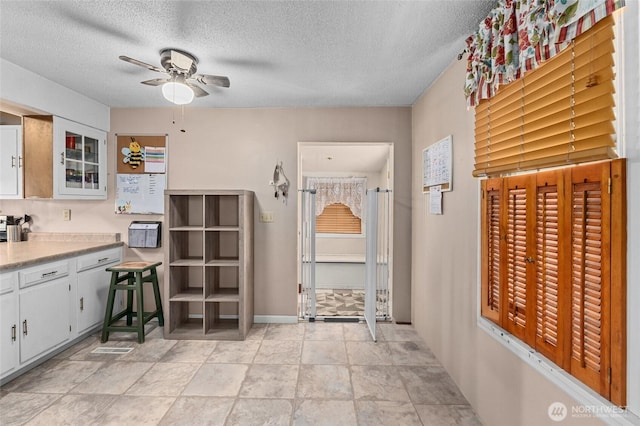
xmin=168 ymin=194 xmax=204 ymax=228
xmin=167 ymin=301 xmax=204 ymax=336
xmin=205 ymin=265 xmax=239 ymax=302
xmin=169 ymin=230 xmax=204 ymax=265
xmin=169 ymin=266 xmax=204 ymax=301
xmin=205 ymin=231 xmax=239 ymax=263
xmin=205 ymin=195 xmax=239 ymax=228
xmin=204 ymin=301 xmax=240 ymax=338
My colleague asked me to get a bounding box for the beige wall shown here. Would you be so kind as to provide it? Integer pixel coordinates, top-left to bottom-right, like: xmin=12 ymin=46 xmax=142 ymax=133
xmin=410 ymin=60 xmax=602 ymax=426
xmin=2 ymin=107 xmax=412 ymax=321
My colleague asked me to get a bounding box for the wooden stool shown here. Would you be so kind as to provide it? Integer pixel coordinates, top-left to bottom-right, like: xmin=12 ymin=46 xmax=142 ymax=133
xmin=101 ymin=261 xmax=164 ymax=344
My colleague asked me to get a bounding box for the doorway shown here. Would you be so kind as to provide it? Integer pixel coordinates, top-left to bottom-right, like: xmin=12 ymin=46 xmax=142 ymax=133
xmin=297 ymin=142 xmax=394 ymax=328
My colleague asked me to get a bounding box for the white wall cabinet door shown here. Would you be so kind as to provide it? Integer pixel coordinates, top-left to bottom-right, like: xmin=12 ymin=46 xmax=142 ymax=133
xmin=0 ymin=125 xmax=23 ymax=199
xmin=76 ymin=248 xmax=122 ymax=334
xmin=19 ymin=276 xmax=71 ymax=364
xmin=53 ymin=116 xmax=107 ymax=199
xmin=0 ymin=292 xmax=19 ymax=377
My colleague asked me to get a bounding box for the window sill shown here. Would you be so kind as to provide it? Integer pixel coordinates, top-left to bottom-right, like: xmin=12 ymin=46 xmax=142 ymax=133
xmin=477 ymin=317 xmax=639 ymax=425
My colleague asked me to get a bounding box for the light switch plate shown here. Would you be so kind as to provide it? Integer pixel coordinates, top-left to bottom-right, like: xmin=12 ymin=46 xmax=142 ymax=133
xmin=259 ymin=211 xmax=275 ymax=223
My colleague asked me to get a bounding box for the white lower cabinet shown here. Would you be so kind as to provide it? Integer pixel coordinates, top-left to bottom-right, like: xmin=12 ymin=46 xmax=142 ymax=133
xmin=0 ymin=279 xmax=19 ymax=377
xmin=0 ymin=245 xmax=123 ymax=384
xmin=19 ymin=275 xmax=71 ymax=363
xmin=76 ymin=248 xmax=121 ymax=334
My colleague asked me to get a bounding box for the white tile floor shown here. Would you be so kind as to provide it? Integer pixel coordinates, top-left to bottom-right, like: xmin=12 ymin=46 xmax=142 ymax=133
xmin=0 ymin=322 xmax=482 ymax=425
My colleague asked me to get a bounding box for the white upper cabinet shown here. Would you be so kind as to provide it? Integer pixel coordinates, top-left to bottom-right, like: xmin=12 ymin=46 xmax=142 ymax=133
xmin=0 ymin=125 xmax=23 ymax=199
xmin=23 ymin=116 xmax=107 ymax=200
xmin=53 ymin=116 xmax=107 ymax=199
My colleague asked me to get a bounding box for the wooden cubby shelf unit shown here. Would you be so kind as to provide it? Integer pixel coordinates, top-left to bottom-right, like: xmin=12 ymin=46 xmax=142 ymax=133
xmin=164 ymin=190 xmax=254 ymax=340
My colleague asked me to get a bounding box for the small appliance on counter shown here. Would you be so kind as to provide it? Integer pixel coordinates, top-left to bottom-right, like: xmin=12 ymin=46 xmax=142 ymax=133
xmin=0 ymin=215 xmax=13 ymax=242
xmin=0 ymin=214 xmax=31 ymax=242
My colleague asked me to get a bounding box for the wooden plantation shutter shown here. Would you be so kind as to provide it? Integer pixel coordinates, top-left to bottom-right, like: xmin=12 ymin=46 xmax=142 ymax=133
xmin=534 ymin=170 xmax=565 ymax=365
xmin=479 ymin=159 xmax=626 ymax=405
xmin=316 ymin=203 xmax=361 ymax=234
xmin=473 ymin=16 xmax=617 ymax=177
xmin=502 ymin=175 xmax=536 ymax=342
xmin=567 ymin=162 xmax=611 ymax=398
xmin=480 ymin=179 xmax=502 ymax=324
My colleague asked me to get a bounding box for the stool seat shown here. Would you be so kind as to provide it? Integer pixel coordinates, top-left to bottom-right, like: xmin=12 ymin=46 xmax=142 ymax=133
xmin=101 ymin=261 xmax=164 ymax=344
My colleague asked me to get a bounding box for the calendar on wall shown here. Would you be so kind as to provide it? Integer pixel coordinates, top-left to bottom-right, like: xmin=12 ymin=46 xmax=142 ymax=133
xmin=422 ymin=135 xmax=452 ymax=193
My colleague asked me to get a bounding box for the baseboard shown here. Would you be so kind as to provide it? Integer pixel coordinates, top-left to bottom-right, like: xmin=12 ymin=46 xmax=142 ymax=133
xmin=253 ymin=315 xmax=299 ymax=324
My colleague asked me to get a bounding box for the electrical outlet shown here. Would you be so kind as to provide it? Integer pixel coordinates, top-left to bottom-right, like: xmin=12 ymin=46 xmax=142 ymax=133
xmin=259 ymin=211 xmax=275 ymax=223
xmin=63 ymin=209 xmax=71 ymax=221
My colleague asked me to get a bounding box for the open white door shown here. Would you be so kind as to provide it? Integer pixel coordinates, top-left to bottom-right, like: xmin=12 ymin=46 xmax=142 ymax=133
xmin=300 ymin=189 xmax=316 ymax=320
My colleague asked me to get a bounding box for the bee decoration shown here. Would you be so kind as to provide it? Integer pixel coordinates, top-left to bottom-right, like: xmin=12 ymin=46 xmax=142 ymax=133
xmin=121 ymin=137 xmax=145 ymax=169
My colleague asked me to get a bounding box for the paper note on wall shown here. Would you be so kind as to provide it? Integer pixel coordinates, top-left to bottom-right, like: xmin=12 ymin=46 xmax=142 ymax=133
xmin=144 ymin=147 xmax=166 ymax=173
xmin=429 ymin=185 xmax=442 ymax=215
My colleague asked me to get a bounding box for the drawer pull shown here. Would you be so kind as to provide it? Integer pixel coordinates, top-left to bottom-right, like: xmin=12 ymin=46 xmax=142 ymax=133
xmin=11 ymin=324 xmax=16 ymax=341
xmin=22 ymin=319 xmax=28 ymax=336
xmin=41 ymin=271 xmax=58 ymax=279
xmin=97 ymin=257 xmax=109 ymax=263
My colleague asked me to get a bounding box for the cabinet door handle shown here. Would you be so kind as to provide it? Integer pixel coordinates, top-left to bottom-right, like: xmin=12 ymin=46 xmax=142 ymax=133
xmin=19 ymin=156 xmax=23 ymax=168
xmin=22 ymin=319 xmax=28 ymax=336
xmin=11 ymin=155 xmax=16 ymax=168
xmin=60 ymin=152 xmax=65 ymax=164
xmin=11 ymin=324 xmax=16 ymax=341
xmin=80 ymin=297 xmax=84 ymax=311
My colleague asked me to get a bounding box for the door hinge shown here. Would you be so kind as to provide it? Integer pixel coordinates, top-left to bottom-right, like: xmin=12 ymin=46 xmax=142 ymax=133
xmin=608 ymin=178 xmax=612 ymax=194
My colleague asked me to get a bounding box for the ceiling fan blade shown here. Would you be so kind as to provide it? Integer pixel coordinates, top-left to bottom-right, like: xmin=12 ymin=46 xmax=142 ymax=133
xmin=119 ymin=55 xmax=164 ymax=73
xmin=141 ymin=78 xmax=170 ymax=86
xmin=194 ymin=74 xmax=230 ymax=88
xmin=186 ymin=82 xmax=209 ymax=98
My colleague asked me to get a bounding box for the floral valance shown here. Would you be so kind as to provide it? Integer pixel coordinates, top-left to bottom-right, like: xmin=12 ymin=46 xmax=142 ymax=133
xmin=306 ymin=177 xmax=367 ymax=219
xmin=464 ymin=0 xmax=624 ymax=107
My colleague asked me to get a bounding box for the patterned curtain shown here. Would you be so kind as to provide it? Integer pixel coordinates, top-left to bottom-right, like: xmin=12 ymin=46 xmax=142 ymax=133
xmin=464 ymin=0 xmax=625 ymax=107
xmin=306 ymin=177 xmax=367 ymax=219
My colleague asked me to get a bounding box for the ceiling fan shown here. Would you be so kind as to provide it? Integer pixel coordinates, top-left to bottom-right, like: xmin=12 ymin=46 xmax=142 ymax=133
xmin=119 ymin=48 xmax=230 ymax=104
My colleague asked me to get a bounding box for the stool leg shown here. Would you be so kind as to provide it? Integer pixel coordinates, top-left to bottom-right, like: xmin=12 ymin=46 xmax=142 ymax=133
xmin=101 ymin=272 xmax=118 ymax=343
xmin=126 ymin=273 xmax=134 ymax=326
xmin=150 ymin=267 xmax=164 ymax=326
xmin=136 ymin=272 xmax=145 ymax=343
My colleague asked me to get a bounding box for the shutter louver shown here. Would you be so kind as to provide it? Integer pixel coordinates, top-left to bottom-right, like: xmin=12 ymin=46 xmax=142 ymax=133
xmin=473 ymin=17 xmax=617 ymax=177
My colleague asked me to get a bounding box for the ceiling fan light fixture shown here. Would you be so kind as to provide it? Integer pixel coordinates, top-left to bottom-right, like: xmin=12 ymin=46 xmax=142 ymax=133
xmin=162 ymin=81 xmax=194 ymax=105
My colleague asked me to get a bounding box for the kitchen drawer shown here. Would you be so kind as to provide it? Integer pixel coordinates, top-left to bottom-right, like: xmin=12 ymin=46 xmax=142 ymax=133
xmin=19 ymin=260 xmax=69 ymax=289
xmin=0 ymin=271 xmax=17 ymax=295
xmin=76 ymin=247 xmax=121 ymax=272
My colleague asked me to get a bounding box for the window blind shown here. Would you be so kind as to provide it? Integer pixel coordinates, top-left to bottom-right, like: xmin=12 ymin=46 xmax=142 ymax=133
xmin=473 ymin=16 xmax=617 ymax=177
xmin=316 ymin=203 xmax=361 ymax=234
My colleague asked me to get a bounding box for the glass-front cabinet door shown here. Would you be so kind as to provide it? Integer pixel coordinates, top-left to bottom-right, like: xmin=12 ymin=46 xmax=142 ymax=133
xmin=54 ymin=117 xmax=107 ymax=199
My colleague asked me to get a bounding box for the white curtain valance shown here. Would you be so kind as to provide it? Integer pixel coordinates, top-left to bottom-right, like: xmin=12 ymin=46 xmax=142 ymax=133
xmin=307 ymin=177 xmax=366 ymax=219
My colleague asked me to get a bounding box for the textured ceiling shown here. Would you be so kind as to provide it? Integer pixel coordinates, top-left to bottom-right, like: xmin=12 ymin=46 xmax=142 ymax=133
xmin=0 ymin=0 xmax=494 ymax=108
